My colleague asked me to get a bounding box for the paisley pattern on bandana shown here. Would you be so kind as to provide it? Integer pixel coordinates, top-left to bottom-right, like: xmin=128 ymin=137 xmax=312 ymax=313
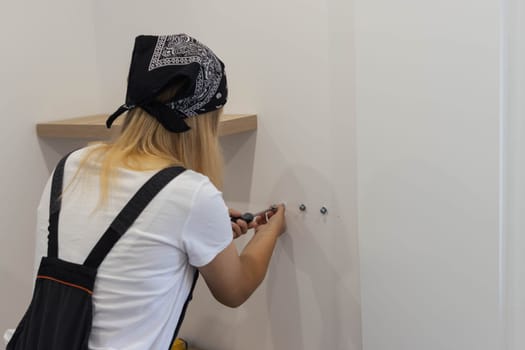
xmin=149 ymin=34 xmax=224 ymax=117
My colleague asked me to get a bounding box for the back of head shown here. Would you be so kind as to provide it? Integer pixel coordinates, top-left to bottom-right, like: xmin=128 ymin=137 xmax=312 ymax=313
xmin=78 ymin=34 xmax=227 ymax=205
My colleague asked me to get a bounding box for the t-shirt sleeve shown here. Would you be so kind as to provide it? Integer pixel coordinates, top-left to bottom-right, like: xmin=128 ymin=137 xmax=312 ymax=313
xmin=181 ymin=180 xmax=233 ymax=267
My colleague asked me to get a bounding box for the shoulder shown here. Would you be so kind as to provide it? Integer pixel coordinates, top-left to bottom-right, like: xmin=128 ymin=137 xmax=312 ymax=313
xmin=144 ymin=169 xmax=229 ymax=248
xmin=162 ymin=169 xmax=222 ymax=206
xmin=170 ymin=169 xmax=218 ymax=191
xmin=161 ymin=170 xmax=227 ymax=224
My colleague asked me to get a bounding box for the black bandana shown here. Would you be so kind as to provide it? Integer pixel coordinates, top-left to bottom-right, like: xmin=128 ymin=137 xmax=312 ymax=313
xmin=106 ymin=34 xmax=228 ymax=133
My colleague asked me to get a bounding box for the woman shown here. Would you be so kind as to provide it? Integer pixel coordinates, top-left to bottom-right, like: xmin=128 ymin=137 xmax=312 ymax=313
xmin=8 ymin=34 xmax=286 ymax=350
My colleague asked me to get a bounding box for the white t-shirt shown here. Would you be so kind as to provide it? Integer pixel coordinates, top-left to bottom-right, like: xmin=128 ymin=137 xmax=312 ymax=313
xmin=26 ymin=147 xmax=232 ymax=349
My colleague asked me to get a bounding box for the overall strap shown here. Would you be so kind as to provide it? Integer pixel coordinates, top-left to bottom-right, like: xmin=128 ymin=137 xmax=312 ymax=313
xmin=83 ymin=166 xmax=186 ymax=269
xmin=169 ymin=269 xmax=199 ymax=348
xmin=47 ymin=153 xmax=73 ymax=258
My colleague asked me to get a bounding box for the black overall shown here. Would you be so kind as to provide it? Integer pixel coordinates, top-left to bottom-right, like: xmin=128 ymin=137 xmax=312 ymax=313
xmin=8 ymin=154 xmax=197 ymax=350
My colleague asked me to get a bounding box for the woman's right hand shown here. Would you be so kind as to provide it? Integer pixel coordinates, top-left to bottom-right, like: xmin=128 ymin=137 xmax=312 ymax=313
xmin=199 ymin=203 xmax=287 ymax=308
xmin=253 ymin=204 xmax=286 ymax=236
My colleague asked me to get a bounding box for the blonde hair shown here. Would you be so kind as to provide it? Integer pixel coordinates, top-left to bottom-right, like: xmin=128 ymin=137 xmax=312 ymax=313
xmin=75 ymin=104 xmax=223 ymax=207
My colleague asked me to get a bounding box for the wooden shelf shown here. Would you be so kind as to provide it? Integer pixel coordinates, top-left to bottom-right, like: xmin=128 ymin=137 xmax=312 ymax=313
xmin=37 ymin=113 xmax=257 ymax=139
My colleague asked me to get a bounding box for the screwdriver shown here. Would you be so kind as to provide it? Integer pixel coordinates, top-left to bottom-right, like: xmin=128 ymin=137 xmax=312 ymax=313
xmin=230 ymin=205 xmax=278 ymax=224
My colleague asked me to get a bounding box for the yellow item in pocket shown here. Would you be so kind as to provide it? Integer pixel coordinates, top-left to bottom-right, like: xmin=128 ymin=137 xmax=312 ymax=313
xmin=171 ymin=338 xmax=187 ymax=350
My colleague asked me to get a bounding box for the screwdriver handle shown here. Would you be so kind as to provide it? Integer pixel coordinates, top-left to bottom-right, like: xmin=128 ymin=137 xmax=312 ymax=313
xmin=230 ymin=213 xmax=255 ymax=223
xmin=230 ymin=205 xmax=278 ymax=224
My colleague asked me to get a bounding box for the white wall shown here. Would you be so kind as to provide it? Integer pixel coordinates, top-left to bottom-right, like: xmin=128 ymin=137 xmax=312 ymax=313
xmin=0 ymin=1 xmax=361 ymax=348
xmin=355 ymin=0 xmax=502 ymax=349
xmin=0 ymin=0 xmax=100 ymax=334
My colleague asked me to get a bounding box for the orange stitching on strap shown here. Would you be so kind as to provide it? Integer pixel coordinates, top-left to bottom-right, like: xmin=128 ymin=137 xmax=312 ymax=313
xmin=37 ymin=275 xmax=93 ymax=295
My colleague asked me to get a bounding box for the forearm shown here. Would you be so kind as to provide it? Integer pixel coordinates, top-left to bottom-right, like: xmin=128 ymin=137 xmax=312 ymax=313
xmin=238 ymin=226 xmax=280 ymax=299
xmin=199 ymin=205 xmax=286 ymax=308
